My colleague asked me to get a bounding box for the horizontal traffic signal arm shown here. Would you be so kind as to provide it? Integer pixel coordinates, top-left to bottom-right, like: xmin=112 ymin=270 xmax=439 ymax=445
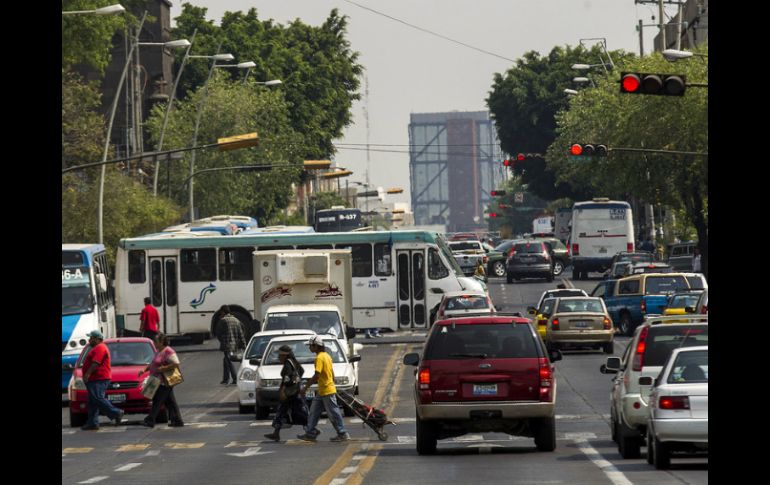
xmin=568 ymin=144 xmax=708 ymax=157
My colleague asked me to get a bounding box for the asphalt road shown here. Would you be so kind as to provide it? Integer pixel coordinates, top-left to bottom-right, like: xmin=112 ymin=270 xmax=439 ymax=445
xmin=62 ymin=272 xmax=707 ymax=484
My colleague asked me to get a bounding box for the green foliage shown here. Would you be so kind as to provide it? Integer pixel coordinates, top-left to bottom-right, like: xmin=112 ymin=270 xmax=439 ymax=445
xmin=171 ymin=6 xmax=362 ymax=159
xmin=487 ymin=45 xmax=634 ymax=200
xmin=145 ymin=74 xmax=305 ymax=222
xmin=62 ymin=71 xmax=105 ymax=171
xmin=311 ymin=191 xmax=349 ymax=211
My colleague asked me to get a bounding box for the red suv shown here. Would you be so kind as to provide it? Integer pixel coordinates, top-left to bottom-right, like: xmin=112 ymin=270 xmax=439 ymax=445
xmin=67 ymin=337 xmax=165 ymax=427
xmin=403 ymin=315 xmax=563 ymax=454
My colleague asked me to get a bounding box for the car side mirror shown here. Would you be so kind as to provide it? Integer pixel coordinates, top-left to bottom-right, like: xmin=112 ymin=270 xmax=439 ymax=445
xmin=603 ymin=357 xmax=622 ymax=373
xmin=638 ymin=376 xmax=653 ymax=386
xmin=249 ymin=358 xmax=261 ymax=366
xmin=349 ymin=355 xmax=362 ymax=363
xmin=403 ymin=352 xmax=420 ymax=366
xmin=527 ymin=306 xmax=537 ymax=315
xmin=549 ymin=349 xmax=563 ymax=362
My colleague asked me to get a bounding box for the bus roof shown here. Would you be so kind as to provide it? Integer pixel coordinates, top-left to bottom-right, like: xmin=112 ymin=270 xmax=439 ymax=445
xmin=119 ymin=230 xmax=442 ymax=250
xmin=239 ymin=225 xmax=316 ymax=235
xmin=572 ymin=200 xmax=630 ymax=210
xmin=62 ymin=244 xmax=105 ymax=253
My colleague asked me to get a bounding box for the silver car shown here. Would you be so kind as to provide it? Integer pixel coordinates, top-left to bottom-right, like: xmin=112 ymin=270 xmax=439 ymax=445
xmin=641 ymin=346 xmax=708 ymax=469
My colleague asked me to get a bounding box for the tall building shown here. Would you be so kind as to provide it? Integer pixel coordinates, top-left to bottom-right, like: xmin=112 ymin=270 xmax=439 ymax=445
xmin=653 ymin=0 xmax=708 ymax=51
xmin=408 ymin=111 xmax=504 ymax=232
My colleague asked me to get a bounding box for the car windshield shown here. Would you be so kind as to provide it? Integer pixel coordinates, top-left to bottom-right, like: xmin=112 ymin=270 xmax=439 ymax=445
xmin=494 ymin=241 xmax=514 ymax=252
xmin=445 ymin=296 xmax=489 ymax=311
xmin=544 ymin=290 xmax=586 ymax=300
xmin=264 ymin=311 xmax=342 ymax=337
xmin=425 ymin=323 xmax=539 ymax=359
xmin=644 ymin=275 xmax=689 ymax=294
xmin=667 ymin=349 xmax=708 ymax=383
xmin=557 ymin=299 xmax=604 ymax=313
xmin=514 ymin=243 xmax=543 ymax=253
xmin=644 ymin=326 xmax=708 ymax=367
xmin=262 ymin=339 xmax=346 ymax=365
xmin=245 ymin=334 xmax=298 ymax=360
xmin=77 ymin=342 xmax=155 ymax=367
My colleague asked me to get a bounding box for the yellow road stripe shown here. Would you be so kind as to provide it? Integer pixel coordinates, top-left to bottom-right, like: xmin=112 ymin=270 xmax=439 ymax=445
xmin=370 ymin=345 xmax=403 ymax=408
xmin=164 ymin=442 xmax=205 ymax=449
xmin=63 ymin=448 xmax=93 ymax=454
xmin=116 ymin=444 xmax=150 ymax=452
xmin=345 ymin=445 xmax=383 ymax=485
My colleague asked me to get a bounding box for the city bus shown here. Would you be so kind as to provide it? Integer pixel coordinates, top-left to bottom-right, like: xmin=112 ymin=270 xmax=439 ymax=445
xmin=314 ymin=207 xmax=363 ymax=232
xmin=114 ymin=230 xmax=482 ymax=342
xmin=62 ymin=244 xmax=116 ymax=391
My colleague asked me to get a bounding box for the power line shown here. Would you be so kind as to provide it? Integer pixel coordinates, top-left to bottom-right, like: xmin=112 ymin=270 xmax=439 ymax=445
xmin=341 ymin=0 xmax=516 ymax=63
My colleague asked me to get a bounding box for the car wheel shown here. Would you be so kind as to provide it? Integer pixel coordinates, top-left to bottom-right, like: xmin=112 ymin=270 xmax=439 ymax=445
xmin=506 ymin=273 xmax=514 ymax=284
xmin=190 ymin=333 xmax=205 ymax=345
xmin=610 ymin=413 xmax=618 ymax=444
xmin=651 ymin=432 xmax=670 ymax=469
xmin=618 ymin=422 xmax=641 ymax=459
xmin=239 ymin=403 xmax=255 ymax=414
xmin=553 ymin=260 xmax=564 ymax=276
xmin=69 ymin=408 xmax=87 ymax=428
xmin=572 ymin=268 xmax=580 ymax=280
xmin=255 ymin=405 xmax=270 ymax=420
xmin=416 ymin=415 xmax=437 ymax=455
xmin=603 ymin=341 xmax=614 ymax=354
xmin=534 ymin=416 xmax=557 ymax=451
xmin=492 ymin=261 xmax=506 ymax=277
xmin=646 ymin=428 xmax=654 ymax=464
xmin=619 ymin=313 xmax=633 ymax=337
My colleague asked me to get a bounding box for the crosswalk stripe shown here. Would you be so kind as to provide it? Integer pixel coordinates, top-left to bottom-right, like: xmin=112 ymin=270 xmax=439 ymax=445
xmin=114 ymin=463 xmax=142 ymax=472
xmin=77 ymin=477 xmax=109 ymax=484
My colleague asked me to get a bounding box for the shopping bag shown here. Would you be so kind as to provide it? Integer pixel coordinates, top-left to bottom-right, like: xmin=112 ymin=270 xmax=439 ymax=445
xmin=141 ymin=374 xmax=161 ymax=399
xmin=163 ymin=367 xmax=184 ymax=387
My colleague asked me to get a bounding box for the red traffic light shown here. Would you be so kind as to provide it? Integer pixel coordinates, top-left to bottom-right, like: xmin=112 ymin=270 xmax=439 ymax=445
xmin=570 ymin=144 xmax=583 ymax=156
xmin=488 ymin=213 xmax=498 ymax=218
xmin=620 ymin=72 xmax=686 ymax=96
xmin=621 ymin=73 xmax=641 ymax=93
xmin=569 ymin=144 xmax=608 ymax=157
xmin=502 ymin=159 xmax=513 ymax=167
xmin=490 ymin=190 xmax=506 ymax=196
xmin=517 ymin=153 xmax=525 ymax=161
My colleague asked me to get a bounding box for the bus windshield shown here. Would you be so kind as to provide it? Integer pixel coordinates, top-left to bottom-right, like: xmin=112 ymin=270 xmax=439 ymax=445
xmin=62 ymin=266 xmax=94 ymax=316
xmin=264 ymin=311 xmax=343 ymax=337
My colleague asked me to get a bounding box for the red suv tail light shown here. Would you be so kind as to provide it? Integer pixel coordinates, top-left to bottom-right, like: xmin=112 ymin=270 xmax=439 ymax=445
xmin=538 ymin=358 xmax=554 ymax=401
xmin=627 ymin=242 xmax=634 ymax=252
xmin=572 ymin=244 xmax=579 ymax=255
xmin=632 ymin=326 xmax=650 ymax=371
xmin=418 ymin=368 xmax=430 ymax=389
xmin=659 ymin=396 xmax=690 ymax=410
xmin=551 ymin=318 xmax=560 ymax=330
xmin=603 ymin=317 xmax=611 ymax=330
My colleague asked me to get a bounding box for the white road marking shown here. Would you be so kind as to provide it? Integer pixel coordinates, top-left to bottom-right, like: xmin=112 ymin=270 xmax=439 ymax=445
xmin=342 ymin=466 xmax=358 ymax=474
xmin=115 ymin=463 xmax=142 ymax=472
xmin=226 ymin=446 xmax=274 ymax=458
xmin=62 ymin=430 xmax=76 ymax=435
xmin=564 ymin=432 xmax=597 ymax=440
xmin=78 ymin=477 xmax=109 ymax=484
xmin=574 ymin=438 xmax=634 ymax=485
xmin=452 ymin=434 xmax=485 ymax=442
xmin=161 ymin=422 xmax=226 ymax=429
xmin=330 ymin=479 xmax=348 ymax=485
xmin=189 ymin=413 xmax=207 ymax=423
xmin=143 ymin=450 xmax=160 ymax=457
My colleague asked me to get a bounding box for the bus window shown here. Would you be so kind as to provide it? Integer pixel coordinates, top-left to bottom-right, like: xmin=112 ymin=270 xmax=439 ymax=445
xmin=336 ymin=244 xmax=372 ymax=277
xmin=180 ymin=249 xmax=217 ymax=281
xmin=219 ymin=247 xmax=253 ymax=281
xmin=296 ymin=245 xmax=334 ymax=249
xmin=128 ymin=250 xmax=146 ymax=284
xmin=256 ymin=245 xmax=294 ymax=251
xmin=374 ymin=243 xmax=392 ymax=276
xmin=428 ymin=247 xmax=449 ymax=279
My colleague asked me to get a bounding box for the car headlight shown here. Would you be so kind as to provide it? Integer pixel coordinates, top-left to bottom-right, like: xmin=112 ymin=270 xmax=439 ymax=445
xmin=73 ymin=377 xmax=86 ymax=390
xmin=256 ymin=378 xmax=281 ymax=389
xmin=240 ymin=368 xmax=256 ymax=381
xmin=334 ymin=376 xmax=349 ymax=386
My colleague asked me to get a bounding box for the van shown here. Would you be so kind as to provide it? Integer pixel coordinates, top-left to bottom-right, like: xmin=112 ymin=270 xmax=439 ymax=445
xmin=666 ymin=241 xmax=697 ymax=271
xmin=570 ymin=199 xmax=635 ymax=280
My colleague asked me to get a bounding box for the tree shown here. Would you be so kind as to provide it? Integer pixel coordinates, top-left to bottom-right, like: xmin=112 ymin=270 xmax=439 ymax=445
xmin=144 ymin=73 xmax=305 ymax=223
xmin=311 ymin=191 xmax=350 ymax=211
xmin=487 ymin=45 xmax=633 ymax=200
xmin=547 ymin=44 xmax=708 ymax=277
xmin=170 ymin=6 xmax=362 ymax=160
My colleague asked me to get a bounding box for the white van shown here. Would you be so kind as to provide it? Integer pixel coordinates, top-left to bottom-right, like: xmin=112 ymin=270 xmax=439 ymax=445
xmin=570 ymin=199 xmax=634 ymax=280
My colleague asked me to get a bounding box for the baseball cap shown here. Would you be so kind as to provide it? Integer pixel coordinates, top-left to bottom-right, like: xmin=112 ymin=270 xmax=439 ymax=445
xmin=306 ymin=335 xmax=324 ymax=347
xmin=86 ymin=330 xmax=104 ymax=339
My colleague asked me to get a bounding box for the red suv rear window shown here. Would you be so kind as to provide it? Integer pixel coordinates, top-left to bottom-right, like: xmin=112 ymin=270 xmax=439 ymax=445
xmin=425 ymin=323 xmax=538 ymax=360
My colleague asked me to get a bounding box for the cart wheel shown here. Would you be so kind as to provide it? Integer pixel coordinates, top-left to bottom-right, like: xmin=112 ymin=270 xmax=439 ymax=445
xmin=377 ymin=431 xmax=388 ymax=441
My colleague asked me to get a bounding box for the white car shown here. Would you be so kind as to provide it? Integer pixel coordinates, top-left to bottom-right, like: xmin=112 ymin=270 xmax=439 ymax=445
xmin=434 ymin=290 xmax=495 ymax=323
xmin=237 ymin=329 xmax=315 ymax=414
xmin=642 ymin=346 xmax=708 ymax=469
xmin=255 ymin=335 xmax=361 ymax=419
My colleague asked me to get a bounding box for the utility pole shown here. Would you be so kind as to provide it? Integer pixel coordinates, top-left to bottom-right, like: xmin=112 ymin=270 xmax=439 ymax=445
xmin=658 ymin=0 xmax=666 ymax=49
xmin=638 ymin=19 xmax=644 ymax=56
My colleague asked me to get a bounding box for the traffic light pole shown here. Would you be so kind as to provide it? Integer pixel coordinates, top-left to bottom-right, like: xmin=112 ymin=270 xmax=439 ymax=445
xmin=608 ymin=147 xmax=707 ymax=157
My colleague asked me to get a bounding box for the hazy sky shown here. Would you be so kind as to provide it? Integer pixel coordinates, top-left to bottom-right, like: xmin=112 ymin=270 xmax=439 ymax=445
xmin=168 ymin=1 xmax=671 ymax=205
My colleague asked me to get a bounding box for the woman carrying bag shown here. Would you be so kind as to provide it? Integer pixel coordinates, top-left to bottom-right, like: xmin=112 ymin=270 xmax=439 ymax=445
xmin=263 ymin=345 xmax=308 ymax=441
xmin=139 ymin=333 xmax=184 ymax=428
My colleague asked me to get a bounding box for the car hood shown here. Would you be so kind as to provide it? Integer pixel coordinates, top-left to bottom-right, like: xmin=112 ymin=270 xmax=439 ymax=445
xmin=72 ymin=364 xmax=147 ymax=381
xmin=258 ymin=362 xmax=354 ymax=380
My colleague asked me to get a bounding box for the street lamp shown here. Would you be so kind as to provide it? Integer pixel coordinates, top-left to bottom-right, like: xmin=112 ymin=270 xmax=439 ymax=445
xmin=564 ymin=89 xmax=578 ymax=96
xmin=62 ymin=4 xmax=125 ymax=15
xmin=661 ymin=49 xmax=708 ymax=62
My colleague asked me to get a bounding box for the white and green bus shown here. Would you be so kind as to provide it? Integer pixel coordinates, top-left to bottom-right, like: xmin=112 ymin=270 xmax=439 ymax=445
xmin=115 ymin=230 xmax=482 ymax=342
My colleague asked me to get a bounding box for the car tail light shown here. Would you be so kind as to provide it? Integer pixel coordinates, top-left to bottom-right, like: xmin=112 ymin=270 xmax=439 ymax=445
xmin=552 ymin=318 xmax=560 ymax=330
xmin=659 ymin=396 xmax=690 ymax=410
xmin=538 ymin=318 xmax=547 ymax=327
xmin=572 ymin=244 xmax=579 ymax=256
xmin=539 ymin=358 xmax=554 ymax=401
xmin=418 ymin=368 xmax=430 ymax=390
xmin=603 ymin=317 xmax=611 ymax=330
xmin=627 ymin=242 xmax=634 ymax=252
xmin=632 ymin=326 xmax=650 ymax=371
xmin=641 ymin=300 xmax=647 ymax=314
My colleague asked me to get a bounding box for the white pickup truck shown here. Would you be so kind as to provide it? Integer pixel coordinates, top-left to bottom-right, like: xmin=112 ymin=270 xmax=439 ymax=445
xmin=447 ymin=240 xmax=488 ymax=277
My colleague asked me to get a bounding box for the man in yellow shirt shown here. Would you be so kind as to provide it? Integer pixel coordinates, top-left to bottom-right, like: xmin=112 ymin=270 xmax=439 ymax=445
xmin=297 ymin=335 xmax=350 ymax=442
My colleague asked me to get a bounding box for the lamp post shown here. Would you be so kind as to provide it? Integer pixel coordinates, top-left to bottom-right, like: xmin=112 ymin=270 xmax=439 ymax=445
xmin=62 ymin=3 xmax=125 ymax=15
xmin=579 ymin=38 xmax=615 ymax=73
xmin=661 ymin=49 xmax=708 ymax=62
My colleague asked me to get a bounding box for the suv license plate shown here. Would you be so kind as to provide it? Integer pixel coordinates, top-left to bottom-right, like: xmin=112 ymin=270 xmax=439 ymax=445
xmin=108 ymin=393 xmax=126 ymax=403
xmin=473 ymin=384 xmax=497 ymax=396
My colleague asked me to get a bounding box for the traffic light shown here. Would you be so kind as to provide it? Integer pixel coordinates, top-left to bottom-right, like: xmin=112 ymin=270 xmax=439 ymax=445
xmin=517 ymin=153 xmax=543 ymax=161
xmin=490 ymin=190 xmax=506 ymax=196
xmin=488 ymin=213 xmax=498 ymax=218
xmin=620 ymin=72 xmax=686 ymax=96
xmin=569 ymin=144 xmax=608 ymax=157
xmin=498 ymin=203 xmax=511 ymax=209
xmin=502 ymin=159 xmax=514 ymax=167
